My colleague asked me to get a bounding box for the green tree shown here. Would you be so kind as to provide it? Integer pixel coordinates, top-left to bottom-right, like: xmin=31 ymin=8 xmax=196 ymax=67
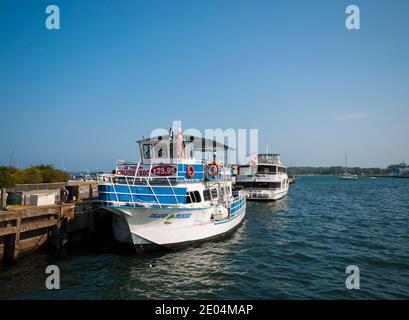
xmin=0 ymin=166 xmax=17 ymax=188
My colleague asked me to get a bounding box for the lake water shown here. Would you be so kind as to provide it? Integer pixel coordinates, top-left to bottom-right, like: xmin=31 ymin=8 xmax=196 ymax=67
xmin=1 ymin=176 xmax=408 ymax=299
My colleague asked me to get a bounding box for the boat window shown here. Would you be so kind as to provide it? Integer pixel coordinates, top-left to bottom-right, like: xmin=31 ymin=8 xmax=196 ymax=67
xmin=194 ymin=191 xmax=201 ymax=203
xmin=257 ymin=165 xmax=276 ymax=174
xmin=154 ymin=142 xmax=168 ymax=159
xmin=238 ymin=166 xmax=251 ymax=175
xmin=143 ymin=144 xmax=151 ymax=159
xmin=236 ymin=182 xmax=282 ymax=189
xmin=278 ymin=167 xmax=286 ymax=173
xmin=211 ymin=188 xmax=218 ymax=199
xmin=203 ymin=189 xmax=211 ymax=201
xmin=186 ymin=191 xmax=201 ymax=203
xmin=186 ymin=192 xmax=195 ymax=203
xmin=220 ymin=187 xmax=224 ymax=196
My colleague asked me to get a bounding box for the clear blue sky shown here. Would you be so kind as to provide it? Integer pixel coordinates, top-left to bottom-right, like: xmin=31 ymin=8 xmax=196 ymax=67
xmin=1 ymin=0 xmax=408 ymax=171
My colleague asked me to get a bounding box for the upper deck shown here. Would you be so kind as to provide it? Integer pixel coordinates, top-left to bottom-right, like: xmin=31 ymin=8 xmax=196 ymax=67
xmin=236 ymin=153 xmax=286 ymax=176
xmin=99 ymin=131 xmax=234 ymax=183
xmin=137 ymin=133 xmax=233 ymax=165
xmin=257 ymin=154 xmax=283 ymax=166
xmin=104 ymin=161 xmax=232 ymax=183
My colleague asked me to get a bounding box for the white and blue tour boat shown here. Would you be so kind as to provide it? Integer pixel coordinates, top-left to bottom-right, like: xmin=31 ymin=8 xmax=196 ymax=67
xmin=97 ymin=128 xmax=246 ymax=250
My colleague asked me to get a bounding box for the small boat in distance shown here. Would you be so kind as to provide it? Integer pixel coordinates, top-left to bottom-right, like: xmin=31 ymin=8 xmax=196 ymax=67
xmin=388 ymin=161 xmax=409 ymax=178
xmin=97 ymin=125 xmax=246 ymax=251
xmin=235 ymin=146 xmax=289 ymax=201
xmin=340 ymin=154 xmax=358 ymax=180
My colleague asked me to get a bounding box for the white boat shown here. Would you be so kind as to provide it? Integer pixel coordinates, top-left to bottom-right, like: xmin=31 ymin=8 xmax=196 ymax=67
xmin=97 ymin=127 xmax=246 ymax=250
xmin=235 ymin=148 xmax=289 ymax=201
xmin=339 ymin=154 xmax=358 ymax=180
xmin=388 ymin=162 xmax=409 ymax=178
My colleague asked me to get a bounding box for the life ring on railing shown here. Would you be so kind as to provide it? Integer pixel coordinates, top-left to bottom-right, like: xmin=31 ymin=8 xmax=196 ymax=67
xmin=207 ymin=163 xmax=220 ymax=177
xmin=186 ymin=165 xmax=195 ymax=178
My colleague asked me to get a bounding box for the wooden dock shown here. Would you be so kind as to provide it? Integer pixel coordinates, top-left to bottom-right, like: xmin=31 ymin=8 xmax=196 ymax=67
xmin=0 ymin=204 xmax=75 ymax=262
xmin=0 ymin=181 xmax=109 ymax=263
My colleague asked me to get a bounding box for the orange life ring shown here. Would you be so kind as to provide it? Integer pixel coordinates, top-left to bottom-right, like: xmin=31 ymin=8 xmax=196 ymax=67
xmin=186 ymin=165 xmax=195 ymax=178
xmin=207 ymin=163 xmax=220 ymax=177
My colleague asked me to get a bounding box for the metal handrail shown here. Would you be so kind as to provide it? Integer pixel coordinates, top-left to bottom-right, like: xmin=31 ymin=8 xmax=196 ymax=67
xmin=110 ymin=175 xmax=120 ymax=204
xmin=167 ymin=177 xmax=179 ymax=205
xmin=125 ymin=175 xmax=136 ymax=207
xmin=144 ymin=175 xmax=162 ymax=208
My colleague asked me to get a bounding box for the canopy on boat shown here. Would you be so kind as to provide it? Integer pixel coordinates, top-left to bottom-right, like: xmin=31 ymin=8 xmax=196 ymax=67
xmin=137 ymin=135 xmax=234 ymax=151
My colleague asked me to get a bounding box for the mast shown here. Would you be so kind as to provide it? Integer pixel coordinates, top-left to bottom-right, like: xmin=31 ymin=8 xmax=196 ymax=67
xmin=344 ymin=154 xmax=348 ymax=174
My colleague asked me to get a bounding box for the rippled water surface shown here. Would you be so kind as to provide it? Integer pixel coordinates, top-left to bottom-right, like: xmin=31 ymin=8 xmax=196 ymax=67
xmin=1 ymin=176 xmax=409 ymax=299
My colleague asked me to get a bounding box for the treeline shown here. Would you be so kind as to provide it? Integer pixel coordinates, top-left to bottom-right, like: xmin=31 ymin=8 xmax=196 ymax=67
xmin=0 ymin=165 xmax=70 ymax=188
xmin=287 ymin=166 xmax=388 ymax=176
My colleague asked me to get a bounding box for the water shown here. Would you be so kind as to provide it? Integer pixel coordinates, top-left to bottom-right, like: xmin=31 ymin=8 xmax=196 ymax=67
xmin=1 ymin=176 xmax=409 ymax=299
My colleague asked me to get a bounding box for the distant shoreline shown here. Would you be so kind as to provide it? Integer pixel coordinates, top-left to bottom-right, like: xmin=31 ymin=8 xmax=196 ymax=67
xmin=292 ymin=174 xmax=405 ymax=178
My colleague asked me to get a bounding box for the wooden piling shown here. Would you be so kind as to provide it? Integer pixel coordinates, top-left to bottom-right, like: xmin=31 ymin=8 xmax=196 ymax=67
xmin=1 ymin=188 xmax=7 ymax=209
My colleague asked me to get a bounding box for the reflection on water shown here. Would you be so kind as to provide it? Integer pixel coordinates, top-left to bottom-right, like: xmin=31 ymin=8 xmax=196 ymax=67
xmin=1 ymin=176 xmax=409 ymax=299
xmin=249 ymin=196 xmax=289 ymax=213
xmin=122 ymin=223 xmax=247 ymax=299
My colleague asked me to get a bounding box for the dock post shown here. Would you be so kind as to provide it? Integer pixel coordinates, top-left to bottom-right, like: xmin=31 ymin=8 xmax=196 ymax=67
xmin=48 ymin=207 xmax=62 ymax=249
xmin=4 ymin=212 xmax=21 ymax=262
xmin=1 ymin=188 xmax=7 ymax=209
xmin=89 ymin=184 xmax=93 ymax=200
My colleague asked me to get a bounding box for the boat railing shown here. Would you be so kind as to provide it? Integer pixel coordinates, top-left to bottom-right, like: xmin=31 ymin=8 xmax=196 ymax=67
xmin=111 ymin=161 xmax=231 ymax=183
xmin=97 ymin=173 xmax=191 ymax=208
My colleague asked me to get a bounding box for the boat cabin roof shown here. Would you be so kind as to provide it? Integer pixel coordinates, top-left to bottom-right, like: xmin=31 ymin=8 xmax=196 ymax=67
xmin=258 ymin=153 xmax=282 ymax=165
xmin=138 ymin=135 xmax=234 ymax=151
xmin=136 ymin=134 xmax=233 ymax=164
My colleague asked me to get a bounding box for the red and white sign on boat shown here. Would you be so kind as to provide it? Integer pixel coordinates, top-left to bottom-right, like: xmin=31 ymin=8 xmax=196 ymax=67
xmin=151 ymin=165 xmax=177 ymax=176
xmin=116 ymin=164 xmax=177 ymax=177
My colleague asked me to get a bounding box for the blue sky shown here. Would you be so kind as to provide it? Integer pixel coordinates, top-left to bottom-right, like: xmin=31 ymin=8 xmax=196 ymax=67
xmin=1 ymin=0 xmax=408 ymax=171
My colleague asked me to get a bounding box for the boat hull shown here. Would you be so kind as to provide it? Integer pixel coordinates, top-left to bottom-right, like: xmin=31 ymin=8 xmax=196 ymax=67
xmin=105 ymin=203 xmax=246 ymax=248
xmin=339 ymin=176 xmax=358 ymax=180
xmin=242 ymin=188 xmax=288 ymax=201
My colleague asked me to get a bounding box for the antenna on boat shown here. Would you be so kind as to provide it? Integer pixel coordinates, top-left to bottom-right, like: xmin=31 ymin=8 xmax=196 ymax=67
xmin=169 ymin=126 xmax=174 ymax=140
xmin=265 ymin=145 xmax=270 ymax=155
